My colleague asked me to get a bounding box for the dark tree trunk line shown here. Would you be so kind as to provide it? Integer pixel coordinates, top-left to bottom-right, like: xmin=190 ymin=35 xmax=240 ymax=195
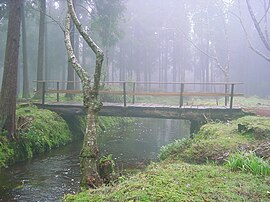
xmin=21 ymin=0 xmax=30 ymax=98
xmin=64 ymin=0 xmax=104 ymax=188
xmin=0 ymin=0 xmax=22 ymax=140
xmin=35 ymin=0 xmax=46 ymax=97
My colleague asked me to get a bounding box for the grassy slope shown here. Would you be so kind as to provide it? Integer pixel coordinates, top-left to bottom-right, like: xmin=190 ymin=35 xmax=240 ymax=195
xmin=65 ymin=161 xmax=269 ymax=202
xmin=65 ymin=116 xmax=270 ymax=202
xmin=0 ymin=105 xmax=72 ymax=167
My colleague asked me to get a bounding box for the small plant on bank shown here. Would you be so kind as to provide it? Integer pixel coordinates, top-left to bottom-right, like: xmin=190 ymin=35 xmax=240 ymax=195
xmin=99 ymin=154 xmax=116 ymax=183
xmin=225 ymin=151 xmax=270 ymax=175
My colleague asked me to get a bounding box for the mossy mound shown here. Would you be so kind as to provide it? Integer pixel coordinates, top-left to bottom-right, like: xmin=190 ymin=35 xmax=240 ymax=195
xmin=237 ymin=116 xmax=270 ymax=140
xmin=0 ymin=105 xmax=72 ymax=167
xmin=64 ymin=161 xmax=270 ymax=202
xmin=160 ymin=116 xmax=270 ymax=164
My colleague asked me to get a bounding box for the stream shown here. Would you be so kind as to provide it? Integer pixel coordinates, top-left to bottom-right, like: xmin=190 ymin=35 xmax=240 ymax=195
xmin=0 ymin=118 xmax=190 ymax=201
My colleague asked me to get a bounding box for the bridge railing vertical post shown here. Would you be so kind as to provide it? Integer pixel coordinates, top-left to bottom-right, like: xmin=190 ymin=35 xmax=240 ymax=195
xmin=57 ymin=81 xmax=60 ymax=102
xmin=42 ymin=81 xmax=45 ymax=105
xmin=225 ymin=84 xmax=228 ymax=106
xmin=123 ymin=82 xmax=127 ymax=107
xmin=132 ymin=82 xmax=136 ymax=104
xmin=179 ymin=83 xmax=184 ymax=108
xmin=230 ymin=84 xmax=235 ymax=109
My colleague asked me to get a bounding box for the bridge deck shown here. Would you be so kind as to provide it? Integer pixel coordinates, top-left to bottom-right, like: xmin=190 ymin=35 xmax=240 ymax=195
xmin=33 ymin=81 xmax=248 ymax=120
xmin=35 ymin=102 xmax=248 ymax=121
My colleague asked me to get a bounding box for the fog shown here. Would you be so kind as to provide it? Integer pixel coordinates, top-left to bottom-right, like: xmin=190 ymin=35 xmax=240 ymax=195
xmin=0 ymin=0 xmax=269 ymax=97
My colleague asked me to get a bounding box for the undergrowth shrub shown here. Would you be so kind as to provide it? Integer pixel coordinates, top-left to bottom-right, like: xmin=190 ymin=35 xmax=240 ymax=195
xmin=225 ymin=151 xmax=270 ymax=175
xmin=0 ymin=134 xmax=14 ymax=167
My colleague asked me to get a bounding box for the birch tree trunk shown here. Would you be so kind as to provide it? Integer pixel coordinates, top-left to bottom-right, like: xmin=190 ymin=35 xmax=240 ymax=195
xmin=64 ymin=0 xmax=104 ymax=188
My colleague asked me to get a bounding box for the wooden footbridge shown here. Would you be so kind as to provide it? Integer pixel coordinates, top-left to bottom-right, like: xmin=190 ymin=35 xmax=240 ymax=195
xmin=33 ymin=81 xmax=248 ymax=121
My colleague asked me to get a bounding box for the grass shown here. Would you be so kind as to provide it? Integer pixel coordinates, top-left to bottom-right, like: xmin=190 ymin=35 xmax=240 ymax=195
xmin=64 ymin=161 xmax=270 ymax=202
xmin=159 ymin=122 xmax=250 ymax=164
xmin=226 ymin=151 xmax=270 ymax=176
xmin=159 ymin=116 xmax=270 ymax=164
xmin=236 ymin=116 xmax=270 ymax=139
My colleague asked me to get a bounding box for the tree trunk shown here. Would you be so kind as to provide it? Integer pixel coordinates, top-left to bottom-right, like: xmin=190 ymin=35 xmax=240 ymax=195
xmin=65 ymin=0 xmax=104 ymax=188
xmin=65 ymin=19 xmax=75 ymax=98
xmin=44 ymin=12 xmax=49 ymax=87
xmin=0 ymin=0 xmax=22 ymax=140
xmin=105 ymin=47 xmax=109 ymax=81
xmin=80 ymin=107 xmax=101 ymax=187
xmin=35 ymin=0 xmax=46 ymax=97
xmin=21 ymin=1 xmax=30 ymax=98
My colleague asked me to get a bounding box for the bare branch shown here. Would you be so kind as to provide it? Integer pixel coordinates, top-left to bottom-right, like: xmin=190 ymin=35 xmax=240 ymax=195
xmin=181 ymin=31 xmax=227 ymax=75
xmin=230 ymin=11 xmax=270 ymax=63
xmin=246 ymin=0 xmax=270 ymax=51
xmin=258 ymin=0 xmax=270 ymax=24
xmin=76 ymin=4 xmax=92 ymax=18
xmin=249 ymin=45 xmax=270 ymax=62
xmin=30 ymin=6 xmax=64 ymax=32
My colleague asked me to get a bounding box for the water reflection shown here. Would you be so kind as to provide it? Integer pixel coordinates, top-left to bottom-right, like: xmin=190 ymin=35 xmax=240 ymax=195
xmin=99 ymin=118 xmax=190 ymax=167
xmin=0 ymin=118 xmax=190 ymax=201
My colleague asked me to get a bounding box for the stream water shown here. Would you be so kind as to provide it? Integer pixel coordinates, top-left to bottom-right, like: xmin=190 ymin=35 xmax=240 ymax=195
xmin=0 ymin=118 xmax=190 ymax=202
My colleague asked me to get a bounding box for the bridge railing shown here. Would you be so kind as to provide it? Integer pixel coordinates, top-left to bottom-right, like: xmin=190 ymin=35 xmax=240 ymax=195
xmin=33 ymin=81 xmax=244 ymax=109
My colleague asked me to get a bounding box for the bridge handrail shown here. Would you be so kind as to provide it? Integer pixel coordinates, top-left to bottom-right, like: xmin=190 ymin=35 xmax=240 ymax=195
xmin=33 ymin=80 xmax=244 ymax=109
xmin=33 ymin=80 xmax=243 ymax=85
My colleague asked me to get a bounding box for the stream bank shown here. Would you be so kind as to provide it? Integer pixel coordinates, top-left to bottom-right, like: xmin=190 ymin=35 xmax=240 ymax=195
xmin=0 ymin=105 xmax=73 ymax=168
xmin=65 ymin=116 xmax=270 ymax=202
xmin=0 ymin=110 xmax=190 ymax=201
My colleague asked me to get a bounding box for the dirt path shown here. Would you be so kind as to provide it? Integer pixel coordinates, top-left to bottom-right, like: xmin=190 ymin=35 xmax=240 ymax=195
xmin=244 ymin=107 xmax=270 ymax=117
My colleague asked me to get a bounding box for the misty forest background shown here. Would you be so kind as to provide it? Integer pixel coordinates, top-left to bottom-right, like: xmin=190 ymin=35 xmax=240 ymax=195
xmin=0 ymin=0 xmax=269 ymax=98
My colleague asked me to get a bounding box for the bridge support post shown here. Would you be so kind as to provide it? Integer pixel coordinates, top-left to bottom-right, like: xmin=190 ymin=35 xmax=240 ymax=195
xmin=230 ymin=84 xmax=235 ymax=109
xmin=42 ymin=81 xmax=45 ymax=105
xmin=57 ymin=82 xmax=60 ymax=102
xmin=179 ymin=83 xmax=184 ymax=108
xmin=225 ymin=84 xmax=228 ymax=106
xmin=123 ymin=82 xmax=127 ymax=107
xmin=132 ymin=82 xmax=135 ymax=104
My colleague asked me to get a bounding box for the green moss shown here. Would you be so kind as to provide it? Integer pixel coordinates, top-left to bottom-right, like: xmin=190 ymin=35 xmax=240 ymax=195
xmin=160 ymin=116 xmax=270 ymax=164
xmin=0 ymin=105 xmax=73 ymax=167
xmin=0 ymin=135 xmax=14 ymax=167
xmin=16 ymin=106 xmax=72 ymax=160
xmin=158 ymin=138 xmax=191 ymax=161
xmin=236 ymin=116 xmax=270 ymax=139
xmin=64 ymin=161 xmax=270 ymax=202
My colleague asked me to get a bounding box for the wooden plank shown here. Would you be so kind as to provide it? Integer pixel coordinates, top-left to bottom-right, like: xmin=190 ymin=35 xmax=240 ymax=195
xmin=34 ymin=80 xmax=244 ymax=85
xmin=45 ymin=89 xmax=244 ymax=98
xmin=47 ymin=89 xmax=81 ymax=94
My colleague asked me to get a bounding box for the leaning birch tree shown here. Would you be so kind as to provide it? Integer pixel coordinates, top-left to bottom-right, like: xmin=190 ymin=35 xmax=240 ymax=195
xmin=64 ymin=0 xmax=104 ymax=188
